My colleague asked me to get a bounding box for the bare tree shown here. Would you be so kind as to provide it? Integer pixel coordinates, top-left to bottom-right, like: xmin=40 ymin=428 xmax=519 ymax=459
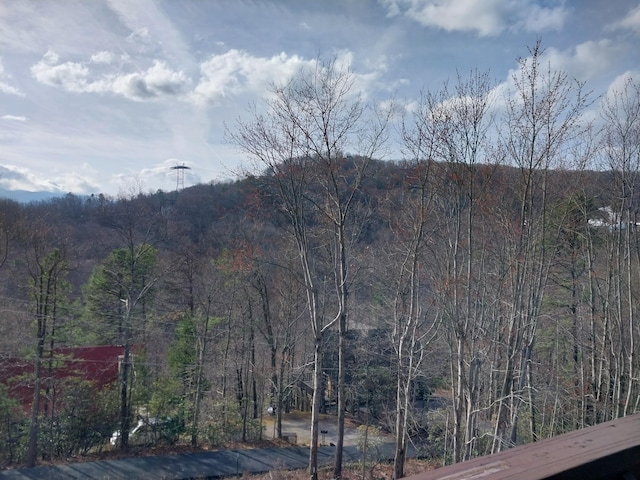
xmin=0 ymin=199 xmax=15 ymax=271
xmin=430 ymin=70 xmax=497 ymax=463
xmin=599 ymin=77 xmax=640 ymax=419
xmin=388 ymin=88 xmax=445 ymax=478
xmin=228 ymin=57 xmax=391 ymax=479
xmin=492 ymin=41 xmax=591 ymax=452
xmin=249 ymin=250 xmax=305 ymax=440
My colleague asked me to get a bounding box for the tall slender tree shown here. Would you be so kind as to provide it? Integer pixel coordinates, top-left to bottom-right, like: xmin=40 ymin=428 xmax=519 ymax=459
xmin=24 ymin=224 xmax=71 ymax=467
xmin=599 ymin=77 xmax=640 ymax=419
xmin=431 ymin=70 xmax=496 ymax=463
xmin=229 ymin=56 xmax=391 ymax=478
xmin=388 ymin=88 xmax=444 ymax=478
xmin=492 ymin=41 xmax=591 ymax=451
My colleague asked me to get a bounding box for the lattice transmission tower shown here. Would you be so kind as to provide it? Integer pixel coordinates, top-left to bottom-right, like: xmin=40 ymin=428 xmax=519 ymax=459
xmin=171 ymin=163 xmax=191 ymax=191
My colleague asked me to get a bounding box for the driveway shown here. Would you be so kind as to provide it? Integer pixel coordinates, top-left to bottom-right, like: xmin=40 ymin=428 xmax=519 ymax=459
xmin=263 ymin=411 xmax=391 ymax=448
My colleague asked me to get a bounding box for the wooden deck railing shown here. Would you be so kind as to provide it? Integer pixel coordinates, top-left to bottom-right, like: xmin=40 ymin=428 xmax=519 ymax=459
xmin=404 ymin=413 xmax=640 ymax=480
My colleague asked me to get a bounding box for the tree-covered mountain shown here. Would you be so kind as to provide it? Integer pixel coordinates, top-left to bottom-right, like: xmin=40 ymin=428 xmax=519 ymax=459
xmin=0 ymin=53 xmax=638 ymax=474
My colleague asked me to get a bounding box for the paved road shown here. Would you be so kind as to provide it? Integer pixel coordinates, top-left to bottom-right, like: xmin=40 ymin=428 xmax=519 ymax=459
xmin=0 ymin=443 xmax=399 ymax=480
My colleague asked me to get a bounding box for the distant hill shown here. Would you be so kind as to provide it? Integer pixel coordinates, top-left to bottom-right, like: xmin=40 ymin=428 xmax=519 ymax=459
xmin=0 ymin=187 xmax=66 ymax=203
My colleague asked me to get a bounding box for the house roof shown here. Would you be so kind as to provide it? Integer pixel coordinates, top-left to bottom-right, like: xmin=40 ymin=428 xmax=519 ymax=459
xmin=0 ymin=345 xmax=126 ymax=413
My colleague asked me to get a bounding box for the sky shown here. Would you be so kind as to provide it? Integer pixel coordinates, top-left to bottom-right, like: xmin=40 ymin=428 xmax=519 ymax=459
xmin=0 ymin=0 xmax=639 ymax=197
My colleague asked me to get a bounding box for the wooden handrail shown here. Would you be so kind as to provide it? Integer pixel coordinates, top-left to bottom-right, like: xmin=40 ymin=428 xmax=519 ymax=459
xmin=404 ymin=414 xmax=640 ymax=480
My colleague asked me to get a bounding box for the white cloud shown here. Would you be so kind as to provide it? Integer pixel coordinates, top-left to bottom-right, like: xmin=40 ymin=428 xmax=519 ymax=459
xmin=491 ymin=39 xmax=626 ymax=105
xmin=0 ymin=164 xmax=66 ymax=193
xmin=0 ymin=82 xmax=24 ymax=97
xmin=605 ymin=70 xmax=640 ymax=99
xmin=31 ymin=51 xmax=191 ymax=101
xmin=190 ymin=49 xmax=387 ymax=107
xmin=190 ymin=50 xmax=311 ymax=106
xmin=91 ymin=51 xmax=117 ymax=64
xmin=106 ymin=60 xmax=191 ymax=100
xmin=543 ymin=40 xmax=624 ymax=81
xmin=0 ymin=115 xmax=27 ymax=122
xmin=341 ymin=50 xmax=393 ymax=97
xmin=382 ymin=0 xmax=505 ymax=36
xmin=609 ymin=3 xmax=640 ymax=35
xmin=488 ymin=39 xmax=624 ymax=127
xmin=0 ymin=57 xmax=25 ymax=97
xmin=380 ymin=0 xmax=567 ymax=36
xmin=521 ymin=4 xmax=567 ymax=32
xmin=31 ymin=50 xmax=90 ymax=92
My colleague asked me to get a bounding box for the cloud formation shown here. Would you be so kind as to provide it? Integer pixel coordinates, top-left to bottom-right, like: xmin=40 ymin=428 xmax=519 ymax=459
xmin=190 ymin=50 xmax=311 ymax=106
xmin=90 ymin=51 xmax=117 ymax=64
xmin=0 ymin=59 xmax=25 ymax=97
xmin=108 ymin=60 xmax=191 ymax=100
xmin=31 ymin=50 xmax=191 ymax=101
xmin=381 ymin=0 xmax=568 ymax=36
xmin=0 ymin=81 xmax=24 ymax=97
xmin=1 ymin=0 xmax=636 ymax=197
xmin=31 ymin=50 xmax=90 ymax=92
xmin=30 ymin=46 xmax=387 ymax=108
xmin=30 ymin=48 xmax=344 ymax=106
xmin=0 ymin=164 xmax=64 ymax=192
xmin=608 ymin=3 xmax=640 ymax=34
xmin=543 ymin=40 xmax=625 ymax=81
xmin=0 ymin=115 xmax=27 ymax=122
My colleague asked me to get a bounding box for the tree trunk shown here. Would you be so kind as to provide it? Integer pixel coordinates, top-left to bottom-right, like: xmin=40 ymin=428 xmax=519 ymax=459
xmin=309 ymin=336 xmax=322 ymax=480
xmin=26 ymin=337 xmax=44 ymax=467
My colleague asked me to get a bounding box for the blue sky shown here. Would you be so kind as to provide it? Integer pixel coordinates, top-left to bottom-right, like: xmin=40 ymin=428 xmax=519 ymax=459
xmin=0 ymin=0 xmax=639 ymax=196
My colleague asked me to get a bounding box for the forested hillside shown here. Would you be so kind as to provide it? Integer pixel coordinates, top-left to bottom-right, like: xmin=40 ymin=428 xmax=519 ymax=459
xmin=0 ymin=49 xmax=639 ymax=475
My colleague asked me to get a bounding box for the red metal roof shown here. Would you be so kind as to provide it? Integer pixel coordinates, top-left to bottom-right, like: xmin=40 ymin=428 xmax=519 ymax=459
xmin=0 ymin=345 xmax=125 ymax=413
